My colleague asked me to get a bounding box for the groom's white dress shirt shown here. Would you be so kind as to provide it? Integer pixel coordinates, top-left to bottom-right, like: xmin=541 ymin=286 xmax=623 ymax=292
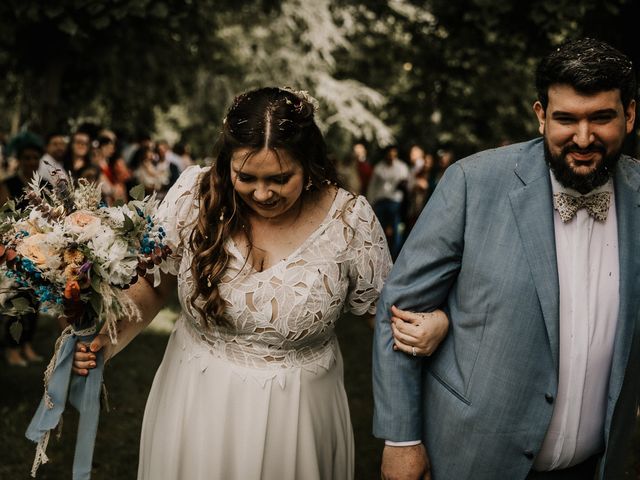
xmin=534 ymin=172 xmax=619 ymax=470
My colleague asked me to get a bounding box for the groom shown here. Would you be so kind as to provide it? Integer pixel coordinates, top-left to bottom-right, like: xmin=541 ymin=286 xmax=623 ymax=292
xmin=373 ymin=38 xmax=640 ymax=479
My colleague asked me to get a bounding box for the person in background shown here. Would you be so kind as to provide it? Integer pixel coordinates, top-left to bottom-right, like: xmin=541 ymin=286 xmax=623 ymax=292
xmin=353 ymin=142 xmax=373 ymax=197
xmin=38 ymin=131 xmax=67 ymax=185
xmin=128 ymin=144 xmax=178 ymax=200
xmin=405 ymin=145 xmax=435 ymax=236
xmin=123 ymin=130 xmax=153 ymax=166
xmin=0 ymin=131 xmax=10 ymax=179
xmin=367 ymin=145 xmax=409 ymax=258
xmin=77 ymin=164 xmax=102 ymax=185
xmin=173 ymin=142 xmax=194 ymax=171
xmin=61 ymin=130 xmax=92 ymax=176
xmin=157 ymin=139 xmax=186 ymax=173
xmin=94 ymin=130 xmax=131 ymax=205
xmin=0 ymin=132 xmax=44 ymax=206
xmin=433 ymin=147 xmax=455 ymax=186
xmin=0 ymin=133 xmax=45 ymax=366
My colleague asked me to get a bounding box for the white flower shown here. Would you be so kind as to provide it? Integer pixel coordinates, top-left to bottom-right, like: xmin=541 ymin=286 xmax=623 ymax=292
xmin=102 ymin=205 xmax=128 ymax=224
xmin=27 ymin=209 xmax=54 ymax=232
xmin=88 ymin=228 xmax=138 ymax=286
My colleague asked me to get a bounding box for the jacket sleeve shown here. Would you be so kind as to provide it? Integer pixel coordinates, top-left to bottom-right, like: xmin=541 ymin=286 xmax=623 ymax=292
xmin=372 ymin=163 xmax=467 ymax=441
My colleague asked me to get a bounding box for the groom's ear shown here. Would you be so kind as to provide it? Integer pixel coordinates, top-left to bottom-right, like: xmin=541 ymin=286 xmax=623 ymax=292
xmin=625 ymin=99 xmax=636 ymax=134
xmin=533 ymin=101 xmax=546 ymax=135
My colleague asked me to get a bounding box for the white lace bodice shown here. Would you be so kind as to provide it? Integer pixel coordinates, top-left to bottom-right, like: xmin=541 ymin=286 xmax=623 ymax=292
xmin=156 ymin=166 xmax=392 ymax=371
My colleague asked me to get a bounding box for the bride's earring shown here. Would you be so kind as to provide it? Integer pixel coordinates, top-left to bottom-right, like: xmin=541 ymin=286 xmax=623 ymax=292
xmin=305 ymin=177 xmax=313 ymax=191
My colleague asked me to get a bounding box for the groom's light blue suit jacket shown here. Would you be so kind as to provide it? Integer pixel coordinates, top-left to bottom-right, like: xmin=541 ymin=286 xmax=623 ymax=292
xmin=373 ymin=138 xmax=640 ymax=479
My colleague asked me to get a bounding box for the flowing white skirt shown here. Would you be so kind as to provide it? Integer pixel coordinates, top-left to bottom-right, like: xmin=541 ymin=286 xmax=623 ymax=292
xmin=137 ymin=317 xmax=354 ymax=480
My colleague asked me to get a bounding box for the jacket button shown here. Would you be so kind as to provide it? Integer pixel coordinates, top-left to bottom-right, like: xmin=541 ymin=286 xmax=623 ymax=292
xmin=545 ymin=393 xmax=554 ymax=404
xmin=524 ymin=450 xmax=534 ymax=459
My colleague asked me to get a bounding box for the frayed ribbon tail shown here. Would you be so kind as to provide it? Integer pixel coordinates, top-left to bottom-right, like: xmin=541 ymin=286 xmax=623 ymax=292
xmin=26 ymin=329 xmax=105 ymax=480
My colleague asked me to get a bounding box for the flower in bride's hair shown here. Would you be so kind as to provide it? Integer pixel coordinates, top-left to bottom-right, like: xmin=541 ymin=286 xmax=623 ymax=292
xmin=280 ymin=86 xmax=320 ymax=112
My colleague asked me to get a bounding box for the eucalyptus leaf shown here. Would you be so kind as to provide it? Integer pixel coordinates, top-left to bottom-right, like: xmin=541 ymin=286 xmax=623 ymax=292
xmin=123 ymin=213 xmax=135 ymax=232
xmin=9 ymin=321 xmax=23 ymax=343
xmin=129 ymin=184 xmax=145 ymax=202
xmin=91 ymin=271 xmax=101 ymax=291
xmin=89 ymin=293 xmax=102 ymax=317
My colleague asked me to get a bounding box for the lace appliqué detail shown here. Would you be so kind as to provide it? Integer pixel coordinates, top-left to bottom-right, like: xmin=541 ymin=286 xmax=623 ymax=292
xmin=157 ymin=173 xmax=392 ymax=371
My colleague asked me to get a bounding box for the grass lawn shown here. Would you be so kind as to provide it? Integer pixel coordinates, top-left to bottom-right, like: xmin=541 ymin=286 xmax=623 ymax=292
xmin=1 ymin=309 xmax=638 ymax=479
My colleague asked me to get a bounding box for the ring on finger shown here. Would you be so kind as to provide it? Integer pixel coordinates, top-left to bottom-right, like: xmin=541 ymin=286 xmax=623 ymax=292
xmin=412 ymin=346 xmax=416 ymax=356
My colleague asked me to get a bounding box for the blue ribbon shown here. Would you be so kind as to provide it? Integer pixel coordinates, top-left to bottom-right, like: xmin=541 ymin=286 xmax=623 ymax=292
xmin=26 ymin=331 xmax=104 ymax=480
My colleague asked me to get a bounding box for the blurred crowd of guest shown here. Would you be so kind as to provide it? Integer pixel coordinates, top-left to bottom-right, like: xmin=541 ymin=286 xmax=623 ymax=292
xmin=336 ymin=142 xmax=455 ymax=259
xmin=0 ymin=126 xmax=194 ymax=207
xmin=0 ymin=126 xmax=194 ymax=367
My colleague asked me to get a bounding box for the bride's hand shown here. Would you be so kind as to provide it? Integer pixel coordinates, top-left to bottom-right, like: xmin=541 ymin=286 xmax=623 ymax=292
xmin=390 ymin=306 xmax=449 ymax=357
xmin=72 ymin=334 xmax=112 ymax=376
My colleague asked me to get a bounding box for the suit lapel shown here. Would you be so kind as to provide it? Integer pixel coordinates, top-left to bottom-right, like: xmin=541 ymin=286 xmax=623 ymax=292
xmin=607 ymin=157 xmax=640 ymax=407
xmin=508 ymin=140 xmax=560 ymax=370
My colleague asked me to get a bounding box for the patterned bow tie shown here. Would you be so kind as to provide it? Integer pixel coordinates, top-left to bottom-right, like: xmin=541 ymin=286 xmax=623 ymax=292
xmin=552 ymin=191 xmax=611 ymax=223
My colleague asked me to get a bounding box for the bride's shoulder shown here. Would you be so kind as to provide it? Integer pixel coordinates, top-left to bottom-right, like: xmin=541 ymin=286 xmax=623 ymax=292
xmin=334 ymin=188 xmax=373 ymax=218
xmin=166 ymin=165 xmax=209 ymax=199
xmin=179 ymin=165 xmax=210 ymax=187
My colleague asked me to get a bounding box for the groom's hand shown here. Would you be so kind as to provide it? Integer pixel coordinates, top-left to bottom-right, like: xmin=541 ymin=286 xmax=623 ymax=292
xmin=381 ymin=443 xmax=431 ymax=480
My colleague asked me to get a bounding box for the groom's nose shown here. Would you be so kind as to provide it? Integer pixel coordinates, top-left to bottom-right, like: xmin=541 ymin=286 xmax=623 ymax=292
xmin=572 ymin=121 xmax=595 ymax=148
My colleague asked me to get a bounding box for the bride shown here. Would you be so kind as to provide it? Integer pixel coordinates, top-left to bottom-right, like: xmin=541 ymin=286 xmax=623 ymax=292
xmin=73 ymin=87 xmax=449 ymax=479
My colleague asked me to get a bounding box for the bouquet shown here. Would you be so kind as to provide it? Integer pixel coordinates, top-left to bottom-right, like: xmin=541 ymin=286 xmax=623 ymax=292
xmin=0 ymin=170 xmax=171 ymax=479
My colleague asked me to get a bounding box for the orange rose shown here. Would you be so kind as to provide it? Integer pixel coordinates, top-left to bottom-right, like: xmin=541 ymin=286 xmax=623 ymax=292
xmin=64 ymin=280 xmax=81 ymax=301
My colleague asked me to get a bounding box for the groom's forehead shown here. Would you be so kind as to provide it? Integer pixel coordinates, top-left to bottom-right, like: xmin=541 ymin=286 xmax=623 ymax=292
xmin=545 ymin=85 xmax=623 ymax=112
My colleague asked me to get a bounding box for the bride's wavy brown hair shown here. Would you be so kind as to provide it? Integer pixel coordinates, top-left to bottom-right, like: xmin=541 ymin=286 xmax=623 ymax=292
xmin=189 ymin=87 xmax=342 ymax=326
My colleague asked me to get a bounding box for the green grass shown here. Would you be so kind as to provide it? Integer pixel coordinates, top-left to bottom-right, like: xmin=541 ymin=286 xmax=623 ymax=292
xmin=1 ymin=310 xmax=638 ymax=479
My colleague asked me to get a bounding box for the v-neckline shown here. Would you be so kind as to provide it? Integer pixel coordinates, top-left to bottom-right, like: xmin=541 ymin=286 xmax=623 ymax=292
xmin=228 ymin=188 xmax=344 ymax=275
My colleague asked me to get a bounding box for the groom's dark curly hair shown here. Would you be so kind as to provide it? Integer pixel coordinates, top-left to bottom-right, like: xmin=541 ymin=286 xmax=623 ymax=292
xmin=536 ymin=38 xmax=636 ymax=110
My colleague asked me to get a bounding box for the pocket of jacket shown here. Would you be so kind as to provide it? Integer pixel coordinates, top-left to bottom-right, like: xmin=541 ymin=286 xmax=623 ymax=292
xmin=427 ymin=369 xmax=472 ymax=405
xmin=426 ymin=310 xmax=487 ymax=403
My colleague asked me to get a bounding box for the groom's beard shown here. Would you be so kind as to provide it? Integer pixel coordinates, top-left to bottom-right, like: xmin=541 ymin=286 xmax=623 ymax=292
xmin=543 ymin=138 xmax=620 ymax=194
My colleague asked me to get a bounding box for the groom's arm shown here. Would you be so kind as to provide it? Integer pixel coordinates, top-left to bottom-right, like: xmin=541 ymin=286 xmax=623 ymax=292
xmin=372 ymin=162 xmax=467 ymax=442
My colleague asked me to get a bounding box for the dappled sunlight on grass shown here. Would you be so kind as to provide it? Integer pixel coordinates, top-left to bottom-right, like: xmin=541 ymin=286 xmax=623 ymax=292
xmin=145 ymin=306 xmax=179 ymax=335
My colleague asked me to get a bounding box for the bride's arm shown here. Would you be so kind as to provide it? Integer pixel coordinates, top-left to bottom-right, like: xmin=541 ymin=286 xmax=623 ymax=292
xmin=72 ymin=271 xmax=177 ymax=375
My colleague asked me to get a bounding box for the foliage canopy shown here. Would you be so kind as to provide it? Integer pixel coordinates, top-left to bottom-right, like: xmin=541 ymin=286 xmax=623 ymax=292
xmin=0 ymin=0 xmax=637 ymax=158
